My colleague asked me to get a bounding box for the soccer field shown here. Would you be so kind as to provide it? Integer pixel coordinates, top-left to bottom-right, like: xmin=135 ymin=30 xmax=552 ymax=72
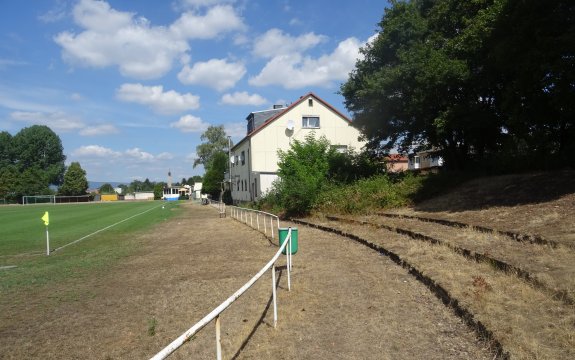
xmin=0 ymin=201 xmax=177 ymax=256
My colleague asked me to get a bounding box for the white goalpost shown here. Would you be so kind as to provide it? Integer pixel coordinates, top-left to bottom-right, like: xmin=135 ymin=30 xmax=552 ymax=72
xmin=22 ymin=195 xmax=56 ymax=205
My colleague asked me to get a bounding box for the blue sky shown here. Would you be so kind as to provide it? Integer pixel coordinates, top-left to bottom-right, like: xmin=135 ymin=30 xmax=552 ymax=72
xmin=0 ymin=0 xmax=388 ymax=184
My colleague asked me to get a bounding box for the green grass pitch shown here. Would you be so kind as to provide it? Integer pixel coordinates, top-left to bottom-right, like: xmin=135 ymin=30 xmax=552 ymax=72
xmin=0 ymin=201 xmax=177 ymax=255
xmin=0 ymin=201 xmax=182 ymax=292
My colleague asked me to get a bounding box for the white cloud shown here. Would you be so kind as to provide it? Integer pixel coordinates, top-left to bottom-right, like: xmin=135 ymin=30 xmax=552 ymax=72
xmin=170 ymin=5 xmax=245 ymax=39
xmin=116 ymin=83 xmax=200 ymax=114
xmin=170 ymin=114 xmax=210 ymax=133
xmin=156 ymin=152 xmax=174 ymax=160
xmin=249 ymin=37 xmax=363 ymax=89
xmin=72 ymin=144 xmax=171 ymax=163
xmin=54 ymin=0 xmax=245 ymax=79
xmin=72 ymin=145 xmax=121 ymax=158
xmin=38 ymin=1 xmax=68 ymax=23
xmin=185 ymin=152 xmax=198 ymax=163
xmin=220 ymin=91 xmax=267 ymax=106
xmin=125 ymin=147 xmax=155 ymax=162
xmin=10 ymin=110 xmax=84 ymax=131
xmin=178 ymin=58 xmax=245 ymax=91
xmin=252 ymin=28 xmax=327 ymax=59
xmin=178 ymin=0 xmax=236 ymax=9
xmin=73 ymin=0 xmax=133 ymax=32
xmin=79 ymin=124 xmax=119 ymax=136
xmin=224 ymin=122 xmax=246 ymax=138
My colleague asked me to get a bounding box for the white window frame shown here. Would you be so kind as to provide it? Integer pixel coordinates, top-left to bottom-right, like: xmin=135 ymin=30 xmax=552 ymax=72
xmin=302 ymin=116 xmax=320 ymax=129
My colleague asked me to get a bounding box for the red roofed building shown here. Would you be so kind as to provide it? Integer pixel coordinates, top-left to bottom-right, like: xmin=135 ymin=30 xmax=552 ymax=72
xmin=229 ymin=92 xmax=365 ymax=203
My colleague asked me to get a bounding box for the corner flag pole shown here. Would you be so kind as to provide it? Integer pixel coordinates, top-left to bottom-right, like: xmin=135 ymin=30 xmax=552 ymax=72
xmin=42 ymin=211 xmax=50 ymax=255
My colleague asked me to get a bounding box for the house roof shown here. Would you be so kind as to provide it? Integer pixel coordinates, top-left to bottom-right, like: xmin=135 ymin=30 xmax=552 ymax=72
xmin=231 ymin=92 xmax=352 ymax=151
xmin=385 ymin=154 xmax=408 ymax=162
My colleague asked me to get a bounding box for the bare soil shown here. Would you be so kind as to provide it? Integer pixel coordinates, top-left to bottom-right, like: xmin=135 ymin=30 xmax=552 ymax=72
xmin=0 ymin=203 xmax=493 ymax=359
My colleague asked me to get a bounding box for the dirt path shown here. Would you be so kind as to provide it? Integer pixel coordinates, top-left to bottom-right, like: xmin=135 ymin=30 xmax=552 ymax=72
xmin=1 ymin=203 xmax=493 ymax=359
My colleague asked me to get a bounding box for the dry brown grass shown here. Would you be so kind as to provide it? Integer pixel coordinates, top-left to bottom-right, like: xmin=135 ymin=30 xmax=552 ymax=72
xmin=309 ymin=217 xmax=575 ymax=359
xmin=361 ymin=215 xmax=575 ymax=303
xmin=0 ymin=203 xmax=495 ymax=359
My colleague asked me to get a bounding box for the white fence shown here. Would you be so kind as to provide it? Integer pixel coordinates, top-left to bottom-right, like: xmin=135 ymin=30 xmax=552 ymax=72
xmin=228 ymin=206 xmax=281 ymax=241
xmin=150 ymin=206 xmax=293 ymax=360
xmin=208 ymin=199 xmax=226 ymax=217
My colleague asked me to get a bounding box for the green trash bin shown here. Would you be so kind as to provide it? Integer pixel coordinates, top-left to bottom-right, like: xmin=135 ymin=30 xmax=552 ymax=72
xmin=279 ymin=227 xmax=298 ymax=255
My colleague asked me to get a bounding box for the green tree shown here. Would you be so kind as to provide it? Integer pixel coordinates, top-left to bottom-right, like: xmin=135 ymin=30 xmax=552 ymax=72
xmin=153 ymin=183 xmax=164 ymax=200
xmin=15 ymin=167 xmax=51 ymax=201
xmin=0 ymin=131 xmax=13 ymax=169
xmin=484 ymin=0 xmax=575 ymax=167
xmin=142 ymin=178 xmax=154 ymax=191
xmin=194 ymin=125 xmax=230 ymax=168
xmin=58 ymin=162 xmax=89 ymax=196
xmin=0 ymin=165 xmax=19 ymax=203
xmin=118 ymin=184 xmax=129 ymax=194
xmin=99 ymin=183 xmax=115 ymax=194
xmin=188 ymin=175 xmax=202 ymax=185
xmin=271 ymin=133 xmax=335 ymax=215
xmin=342 ymin=0 xmax=574 ymax=170
xmin=202 ymin=151 xmax=228 ymax=199
xmin=11 ymin=125 xmax=66 ymax=185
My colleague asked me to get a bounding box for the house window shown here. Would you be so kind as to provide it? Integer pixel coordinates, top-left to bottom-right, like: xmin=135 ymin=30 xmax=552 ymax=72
xmin=237 ymin=180 xmax=240 ymax=191
xmin=254 ymin=178 xmax=257 ymax=197
xmin=308 ymin=98 xmax=313 ymax=107
xmin=241 ymin=151 xmax=245 ymax=165
xmin=302 ymin=116 xmax=320 ymax=128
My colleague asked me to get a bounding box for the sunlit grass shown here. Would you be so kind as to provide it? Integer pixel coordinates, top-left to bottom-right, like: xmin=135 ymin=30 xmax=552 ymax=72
xmin=0 ymin=201 xmax=183 ymax=292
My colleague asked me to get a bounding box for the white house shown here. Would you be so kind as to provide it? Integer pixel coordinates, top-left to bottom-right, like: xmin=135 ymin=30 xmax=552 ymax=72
xmin=408 ymin=150 xmax=444 ymax=171
xmin=230 ymin=92 xmax=365 ymax=203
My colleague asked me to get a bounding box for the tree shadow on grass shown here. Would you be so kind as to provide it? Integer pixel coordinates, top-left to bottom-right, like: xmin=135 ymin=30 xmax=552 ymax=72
xmin=411 ymin=169 xmax=575 ymax=213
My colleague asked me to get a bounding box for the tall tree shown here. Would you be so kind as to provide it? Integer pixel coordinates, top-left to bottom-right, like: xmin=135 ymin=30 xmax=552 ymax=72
xmin=59 ymin=162 xmax=89 ymax=196
xmin=0 ymin=165 xmax=18 ymax=202
xmin=11 ymin=125 xmax=66 ymax=185
xmin=0 ymin=131 xmax=13 ymax=169
xmin=194 ymin=125 xmax=230 ymax=168
xmin=342 ymin=0 xmax=573 ymax=170
xmin=99 ymin=183 xmax=115 ymax=194
xmin=485 ymin=0 xmax=575 ymax=167
xmin=201 ymin=151 xmax=228 ymax=198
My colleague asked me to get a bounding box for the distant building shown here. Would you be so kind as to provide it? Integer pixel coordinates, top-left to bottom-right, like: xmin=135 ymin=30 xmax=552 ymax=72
xmin=230 ymin=92 xmax=365 ymax=203
xmin=385 ymin=154 xmax=409 ymax=172
xmin=162 ymin=170 xmax=191 ymax=200
xmin=408 ymin=150 xmax=444 ymax=171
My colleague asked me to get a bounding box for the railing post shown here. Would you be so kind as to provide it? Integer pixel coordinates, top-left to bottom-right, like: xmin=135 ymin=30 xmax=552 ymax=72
xmin=271 ymin=218 xmax=274 ymax=240
xmin=250 ymin=211 xmax=253 ymax=227
xmin=215 ymin=315 xmax=222 ymax=360
xmin=257 ymin=213 xmax=260 ymax=231
xmin=264 ymin=215 xmax=267 ymax=235
xmin=287 ymin=233 xmax=291 ymax=291
xmin=272 ymin=264 xmax=277 ymax=328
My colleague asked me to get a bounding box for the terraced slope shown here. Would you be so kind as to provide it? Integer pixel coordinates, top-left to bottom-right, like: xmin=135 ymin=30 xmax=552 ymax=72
xmin=293 ymin=215 xmax=574 ymax=359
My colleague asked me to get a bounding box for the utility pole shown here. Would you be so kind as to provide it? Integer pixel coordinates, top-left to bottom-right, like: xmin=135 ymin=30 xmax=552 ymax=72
xmin=227 ymin=135 xmax=232 ymax=191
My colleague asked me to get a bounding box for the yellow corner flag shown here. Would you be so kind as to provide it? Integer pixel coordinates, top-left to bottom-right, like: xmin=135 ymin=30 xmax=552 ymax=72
xmin=42 ymin=211 xmax=49 ymax=226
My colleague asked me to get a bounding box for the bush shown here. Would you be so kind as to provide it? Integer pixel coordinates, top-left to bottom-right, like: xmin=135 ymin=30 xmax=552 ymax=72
xmin=314 ymin=173 xmax=426 ymax=214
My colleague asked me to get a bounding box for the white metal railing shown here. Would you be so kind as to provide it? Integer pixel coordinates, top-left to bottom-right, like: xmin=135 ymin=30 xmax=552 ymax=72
xmin=150 ymin=211 xmax=293 ymax=360
xmin=208 ymin=199 xmax=226 ymax=217
xmin=228 ymin=206 xmax=281 ymax=241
